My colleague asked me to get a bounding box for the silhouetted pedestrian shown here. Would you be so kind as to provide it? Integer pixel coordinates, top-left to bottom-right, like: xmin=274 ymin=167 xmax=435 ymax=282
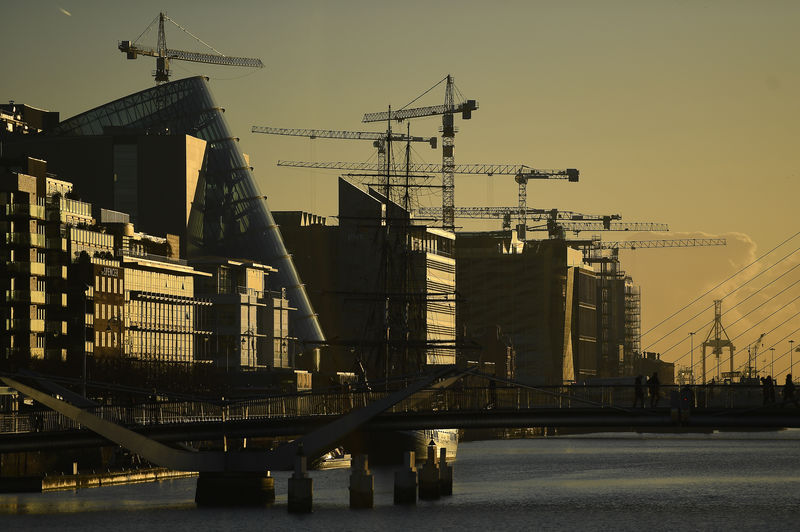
xmin=783 ymin=374 xmax=799 ymax=407
xmin=633 ymin=375 xmax=645 ymax=408
xmin=767 ymin=376 xmax=776 ymax=404
xmin=680 ymin=385 xmax=695 ymax=410
xmin=648 ymin=372 xmax=660 ymax=407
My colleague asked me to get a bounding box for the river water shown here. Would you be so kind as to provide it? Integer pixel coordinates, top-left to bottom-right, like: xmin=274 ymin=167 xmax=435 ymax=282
xmin=2 ymin=431 xmax=799 ymax=531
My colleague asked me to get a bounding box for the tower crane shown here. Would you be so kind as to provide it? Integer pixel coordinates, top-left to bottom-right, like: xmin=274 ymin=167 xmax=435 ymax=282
xmin=277 ymin=160 xmax=578 ymax=231
xmin=416 ymin=206 xmax=621 ymax=238
xmin=580 ymin=238 xmax=727 ymax=379
xmin=118 ymin=12 xmax=264 ymax=84
xmin=361 ymin=75 xmax=478 ymax=232
xmin=252 ymin=126 xmax=437 ymax=171
xmin=580 ymin=237 xmax=726 ymax=263
xmin=590 ymin=238 xmax=727 ymax=251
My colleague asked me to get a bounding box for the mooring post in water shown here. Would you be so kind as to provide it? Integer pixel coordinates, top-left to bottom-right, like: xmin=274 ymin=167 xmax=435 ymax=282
xmin=418 ymin=440 xmax=440 ymax=500
xmin=349 ymin=454 xmax=374 ymax=509
xmin=288 ymin=444 xmax=313 ymax=513
xmin=439 ymin=447 xmax=452 ymax=496
xmin=394 ymin=451 xmax=417 ymax=504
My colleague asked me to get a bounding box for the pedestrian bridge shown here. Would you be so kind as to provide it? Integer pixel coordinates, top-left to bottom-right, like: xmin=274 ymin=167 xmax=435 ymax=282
xmin=2 ymin=374 xmax=799 ymax=455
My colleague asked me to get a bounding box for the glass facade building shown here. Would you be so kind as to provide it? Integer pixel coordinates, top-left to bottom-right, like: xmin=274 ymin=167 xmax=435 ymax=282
xmin=52 ymin=77 xmax=324 ymax=345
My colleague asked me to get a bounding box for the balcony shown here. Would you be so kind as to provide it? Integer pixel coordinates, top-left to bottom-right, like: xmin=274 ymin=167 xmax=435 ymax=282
xmin=4 ymin=232 xmax=47 ymax=248
xmin=5 ymin=261 xmax=46 ymax=276
xmin=5 ymin=290 xmax=46 ymax=304
xmin=6 ymin=319 xmax=45 ymax=333
xmin=4 ymin=204 xmax=46 ymax=220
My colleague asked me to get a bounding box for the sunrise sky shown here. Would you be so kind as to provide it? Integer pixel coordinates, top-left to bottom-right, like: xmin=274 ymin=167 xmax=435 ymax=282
xmin=3 ymin=0 xmax=798 ymax=376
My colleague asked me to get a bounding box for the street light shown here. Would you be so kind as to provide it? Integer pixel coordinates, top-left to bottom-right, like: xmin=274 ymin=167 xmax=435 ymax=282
xmin=770 ymin=347 xmax=775 ymax=377
xmin=790 ymin=340 xmax=795 ymax=377
xmin=688 ymin=332 xmax=695 ymax=385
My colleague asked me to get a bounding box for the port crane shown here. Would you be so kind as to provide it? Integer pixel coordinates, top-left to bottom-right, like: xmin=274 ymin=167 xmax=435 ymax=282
xmin=361 ymin=75 xmax=478 ymax=232
xmin=252 ymin=126 xmax=437 ymax=171
xmin=118 ymin=12 xmax=264 ymax=83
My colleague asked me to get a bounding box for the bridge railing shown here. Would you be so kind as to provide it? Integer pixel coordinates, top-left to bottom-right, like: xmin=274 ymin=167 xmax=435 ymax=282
xmin=0 ymin=384 xmax=781 ymax=435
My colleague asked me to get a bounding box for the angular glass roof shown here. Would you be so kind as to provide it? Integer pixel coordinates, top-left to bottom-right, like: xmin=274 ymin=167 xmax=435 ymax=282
xmin=55 ymin=76 xmax=325 ymax=344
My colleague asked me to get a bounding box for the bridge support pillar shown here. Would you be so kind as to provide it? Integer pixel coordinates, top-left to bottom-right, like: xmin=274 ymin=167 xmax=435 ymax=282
xmin=195 ymin=471 xmax=274 ymax=506
xmin=349 ymin=454 xmax=374 ymax=509
xmin=439 ymin=447 xmax=452 ymax=496
xmin=418 ymin=441 xmax=440 ymax=501
xmin=288 ymin=448 xmax=313 ymax=513
xmin=394 ymin=451 xmax=417 ymax=504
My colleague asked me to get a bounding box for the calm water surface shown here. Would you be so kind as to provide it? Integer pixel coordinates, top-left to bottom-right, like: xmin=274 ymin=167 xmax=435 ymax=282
xmin=2 ymin=431 xmax=799 ymax=531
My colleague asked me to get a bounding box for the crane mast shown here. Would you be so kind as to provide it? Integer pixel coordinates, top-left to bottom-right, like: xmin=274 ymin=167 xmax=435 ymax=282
xmin=362 ymin=75 xmax=478 ymax=232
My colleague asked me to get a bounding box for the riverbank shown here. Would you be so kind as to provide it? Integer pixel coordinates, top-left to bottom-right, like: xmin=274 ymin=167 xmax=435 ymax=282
xmin=0 ymin=467 xmax=196 ymax=493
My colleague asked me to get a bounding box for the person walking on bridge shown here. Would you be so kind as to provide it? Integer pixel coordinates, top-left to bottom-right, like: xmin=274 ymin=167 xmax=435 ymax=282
xmin=782 ymin=374 xmax=799 ymax=407
xmin=633 ymin=375 xmax=645 ymax=408
xmin=648 ymin=372 xmax=660 ymax=408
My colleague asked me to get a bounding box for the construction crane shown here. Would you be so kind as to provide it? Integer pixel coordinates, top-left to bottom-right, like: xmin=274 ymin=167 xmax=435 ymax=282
xmin=582 ymin=238 xmax=726 ymax=379
xmin=118 ymin=12 xmax=264 ymax=84
xmin=535 ymin=220 xmax=670 ymax=239
xmin=252 ymin=126 xmax=437 ymax=171
xmin=416 ymin=206 xmax=619 ymax=239
xmin=593 ymin=238 xmax=727 ymax=250
xmin=277 ymin=160 xmax=578 ymax=230
xmin=581 ymin=237 xmax=726 ymax=264
xmin=361 ymin=75 xmax=478 ymax=232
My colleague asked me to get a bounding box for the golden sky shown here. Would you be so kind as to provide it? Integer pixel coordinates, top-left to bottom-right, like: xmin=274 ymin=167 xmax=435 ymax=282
xmin=2 ymin=1 xmax=798 ymax=376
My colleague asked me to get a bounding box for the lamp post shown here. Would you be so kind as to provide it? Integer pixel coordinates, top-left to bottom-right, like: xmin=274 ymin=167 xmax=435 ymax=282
xmin=770 ymin=347 xmax=775 ymax=377
xmin=790 ymin=340 xmax=795 ymax=377
xmin=689 ymin=331 xmax=695 ymax=385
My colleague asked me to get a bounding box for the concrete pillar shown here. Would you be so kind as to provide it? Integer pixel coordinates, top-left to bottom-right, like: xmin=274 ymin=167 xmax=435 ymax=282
xmin=288 ymin=447 xmax=313 ymax=513
xmin=393 ymin=451 xmax=417 ymax=504
xmin=349 ymin=454 xmax=374 ymax=509
xmin=195 ymin=471 xmax=275 ymax=506
xmin=439 ymin=447 xmax=452 ymax=496
xmin=418 ymin=441 xmax=440 ymax=501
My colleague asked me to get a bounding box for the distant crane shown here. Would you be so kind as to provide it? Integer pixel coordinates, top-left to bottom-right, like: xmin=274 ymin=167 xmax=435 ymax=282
xmin=361 ymin=75 xmax=478 ymax=232
xmin=416 ymin=206 xmax=620 ymax=238
xmin=590 ymin=238 xmax=727 ymax=250
xmin=252 ymin=126 xmax=437 ymax=171
xmin=277 ymin=160 xmax=578 ymax=228
xmin=701 ymin=300 xmax=736 ymax=383
xmin=540 ymin=221 xmax=670 ymax=238
xmin=745 ymin=333 xmax=767 ymax=380
xmin=118 ymin=12 xmax=264 ymax=84
xmin=579 ymin=238 xmax=727 ymax=378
